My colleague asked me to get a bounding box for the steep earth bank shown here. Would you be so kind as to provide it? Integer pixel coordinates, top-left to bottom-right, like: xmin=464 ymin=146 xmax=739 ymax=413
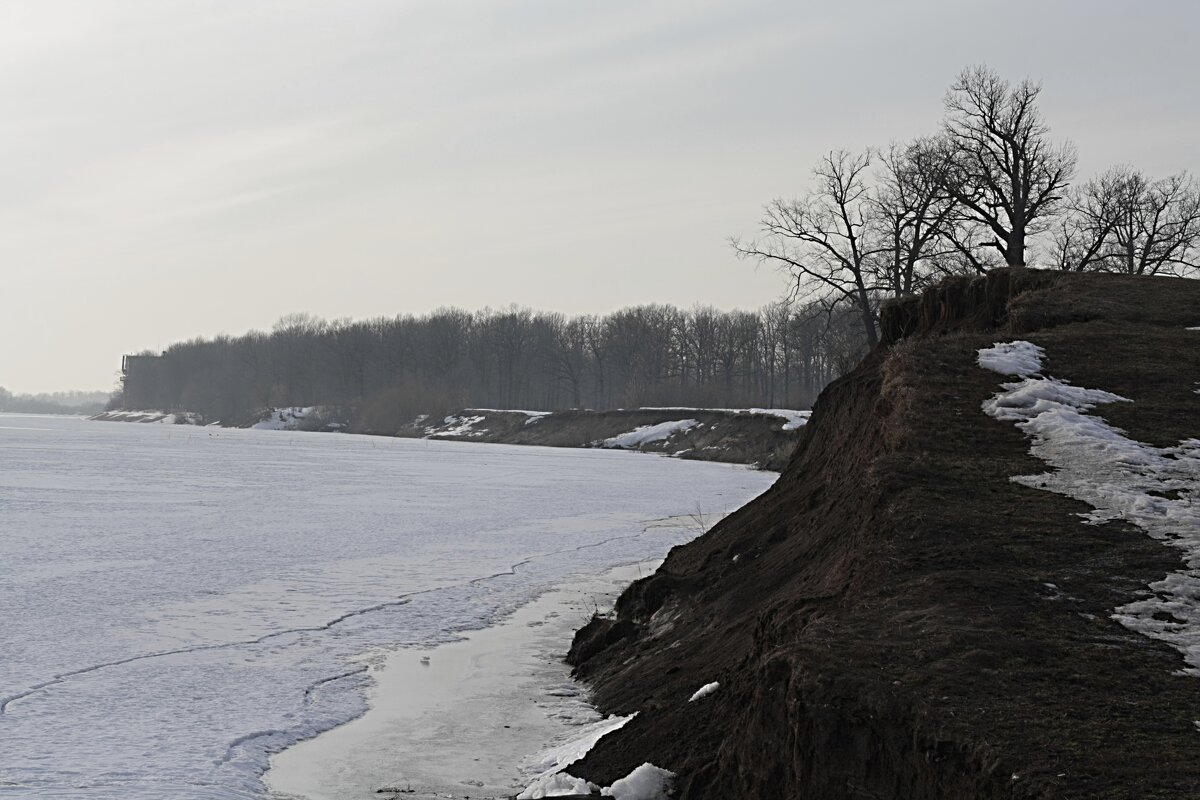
xmin=564 ymin=269 xmax=1200 ymax=799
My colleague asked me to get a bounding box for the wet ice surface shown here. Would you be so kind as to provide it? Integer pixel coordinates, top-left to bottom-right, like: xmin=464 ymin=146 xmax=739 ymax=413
xmin=0 ymin=414 xmax=774 ymax=799
xmin=268 ymin=563 xmax=647 ymax=800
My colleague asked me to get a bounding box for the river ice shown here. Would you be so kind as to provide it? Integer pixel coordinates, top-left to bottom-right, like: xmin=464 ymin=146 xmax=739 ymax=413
xmin=0 ymin=414 xmax=774 ymax=799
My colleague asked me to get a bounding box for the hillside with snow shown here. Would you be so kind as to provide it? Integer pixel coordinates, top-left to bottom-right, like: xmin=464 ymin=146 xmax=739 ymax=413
xmin=560 ymin=269 xmax=1200 ymax=799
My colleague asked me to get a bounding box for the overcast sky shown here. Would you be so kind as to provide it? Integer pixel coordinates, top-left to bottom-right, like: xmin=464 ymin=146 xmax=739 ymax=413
xmin=2 ymin=0 xmax=1197 ymax=392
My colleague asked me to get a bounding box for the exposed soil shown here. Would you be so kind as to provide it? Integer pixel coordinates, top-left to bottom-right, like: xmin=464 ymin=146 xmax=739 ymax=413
xmin=564 ymin=270 xmax=1200 ymax=799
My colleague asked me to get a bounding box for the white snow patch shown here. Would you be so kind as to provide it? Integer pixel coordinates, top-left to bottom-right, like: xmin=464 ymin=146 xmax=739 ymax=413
xmin=461 ymin=408 xmax=547 ymax=414
xmin=519 ymin=761 xmax=674 ymax=800
xmin=688 ymin=681 xmax=719 ymax=702
xmin=749 ymin=408 xmax=811 ymax=430
xmin=516 ymin=771 xmax=599 ymax=798
xmin=429 ymin=415 xmax=488 ymax=437
xmin=979 ymin=342 xmax=1200 ymax=676
xmin=250 ymin=407 xmax=316 ymax=430
xmin=92 ymin=410 xmax=203 ymax=424
xmin=602 ymin=763 xmax=675 ymax=799
xmin=640 ymin=407 xmax=810 ymax=431
xmin=977 ymin=340 xmax=1046 ymax=377
xmin=1186 ymin=327 xmax=1200 ymax=331
xmin=602 ymin=419 xmax=700 ymax=449
xmin=520 ymin=714 xmax=636 ymax=785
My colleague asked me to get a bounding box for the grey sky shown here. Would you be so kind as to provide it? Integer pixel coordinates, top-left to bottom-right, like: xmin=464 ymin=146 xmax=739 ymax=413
xmin=2 ymin=0 xmax=1196 ymax=392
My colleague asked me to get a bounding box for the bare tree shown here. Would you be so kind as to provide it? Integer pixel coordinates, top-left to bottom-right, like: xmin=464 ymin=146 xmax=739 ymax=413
xmin=734 ymin=150 xmax=884 ymax=347
xmin=1049 ymin=167 xmax=1127 ymax=271
xmin=873 ymin=139 xmax=958 ymax=296
xmin=1102 ymin=169 xmax=1200 ymax=276
xmin=939 ymin=65 xmax=1077 ymax=268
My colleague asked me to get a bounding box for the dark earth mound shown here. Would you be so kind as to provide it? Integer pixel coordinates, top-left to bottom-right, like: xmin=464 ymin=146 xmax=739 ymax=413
xmin=564 ymin=270 xmax=1200 ymax=799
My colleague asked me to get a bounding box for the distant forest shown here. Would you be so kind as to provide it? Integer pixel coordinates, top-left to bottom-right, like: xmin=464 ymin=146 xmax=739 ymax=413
xmin=118 ymin=302 xmax=865 ymax=427
xmin=120 ymin=64 xmax=1200 ymax=427
xmin=1 ymin=388 xmax=109 ymax=416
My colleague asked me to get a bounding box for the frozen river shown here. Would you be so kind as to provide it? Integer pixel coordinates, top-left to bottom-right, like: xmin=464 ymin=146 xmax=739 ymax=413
xmin=0 ymin=414 xmax=774 ymax=799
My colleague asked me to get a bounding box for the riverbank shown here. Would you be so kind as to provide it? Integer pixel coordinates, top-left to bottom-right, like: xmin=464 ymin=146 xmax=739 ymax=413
xmin=561 ymin=270 xmax=1200 ymax=798
xmin=90 ymin=406 xmax=810 ymax=471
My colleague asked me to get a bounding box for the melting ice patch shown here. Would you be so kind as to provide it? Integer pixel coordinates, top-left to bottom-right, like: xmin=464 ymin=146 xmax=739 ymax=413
xmin=520 ymin=713 xmax=636 ymax=780
xmin=518 ymin=759 xmax=674 ymax=800
xmin=978 ymin=341 xmax=1200 ymax=675
xmin=515 ymin=709 xmax=674 ymax=799
xmin=976 ymin=340 xmax=1046 ymax=377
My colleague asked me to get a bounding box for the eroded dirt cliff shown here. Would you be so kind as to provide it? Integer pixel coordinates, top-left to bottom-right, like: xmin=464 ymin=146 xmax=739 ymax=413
xmin=565 ymin=270 xmax=1200 ymax=799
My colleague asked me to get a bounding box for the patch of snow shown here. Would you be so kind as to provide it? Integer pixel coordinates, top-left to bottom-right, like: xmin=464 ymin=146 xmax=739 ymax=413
xmin=688 ymin=681 xmax=719 ymax=702
xmin=979 ymin=342 xmax=1200 ymax=676
xmin=640 ymin=407 xmax=811 ymax=431
xmin=250 ymin=407 xmax=316 ymax=431
xmin=429 ymin=415 xmax=487 ymax=437
xmin=520 ymin=714 xmax=636 ymax=786
xmin=467 ymin=408 xmax=552 ymax=418
xmin=747 ymin=408 xmax=811 ymax=430
xmin=92 ymin=410 xmax=204 ymax=425
xmin=602 ymin=419 xmax=700 ymax=449
xmin=977 ymin=341 xmax=1046 ymax=377
xmin=519 ymin=761 xmax=674 ymax=800
xmin=1186 ymin=327 xmax=1200 ymax=331
xmin=602 ymin=763 xmax=675 ymax=799
xmin=517 ymin=771 xmax=600 ymax=798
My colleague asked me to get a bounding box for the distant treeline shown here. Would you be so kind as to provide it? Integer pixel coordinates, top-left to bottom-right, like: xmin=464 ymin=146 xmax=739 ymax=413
xmin=119 ymin=302 xmax=866 ymax=427
xmin=1 ymin=388 xmax=110 ymax=416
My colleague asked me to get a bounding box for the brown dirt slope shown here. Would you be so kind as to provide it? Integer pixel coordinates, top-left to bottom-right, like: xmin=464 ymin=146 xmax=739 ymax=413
xmin=565 ymin=269 xmax=1200 ymax=799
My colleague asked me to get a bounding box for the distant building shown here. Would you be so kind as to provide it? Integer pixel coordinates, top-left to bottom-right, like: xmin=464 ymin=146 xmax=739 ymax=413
xmin=121 ymin=354 xmax=163 ymax=410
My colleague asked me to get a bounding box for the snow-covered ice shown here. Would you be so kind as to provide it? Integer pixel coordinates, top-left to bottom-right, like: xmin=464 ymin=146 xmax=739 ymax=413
xmin=602 ymin=419 xmax=700 ymax=449
xmin=688 ymin=681 xmax=720 ymax=702
xmin=978 ymin=343 xmax=1200 ymax=676
xmin=0 ymin=414 xmax=773 ymax=799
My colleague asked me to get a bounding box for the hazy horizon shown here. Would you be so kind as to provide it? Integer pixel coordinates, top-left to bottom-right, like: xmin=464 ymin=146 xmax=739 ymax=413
xmin=3 ymin=0 xmax=1197 ymax=392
